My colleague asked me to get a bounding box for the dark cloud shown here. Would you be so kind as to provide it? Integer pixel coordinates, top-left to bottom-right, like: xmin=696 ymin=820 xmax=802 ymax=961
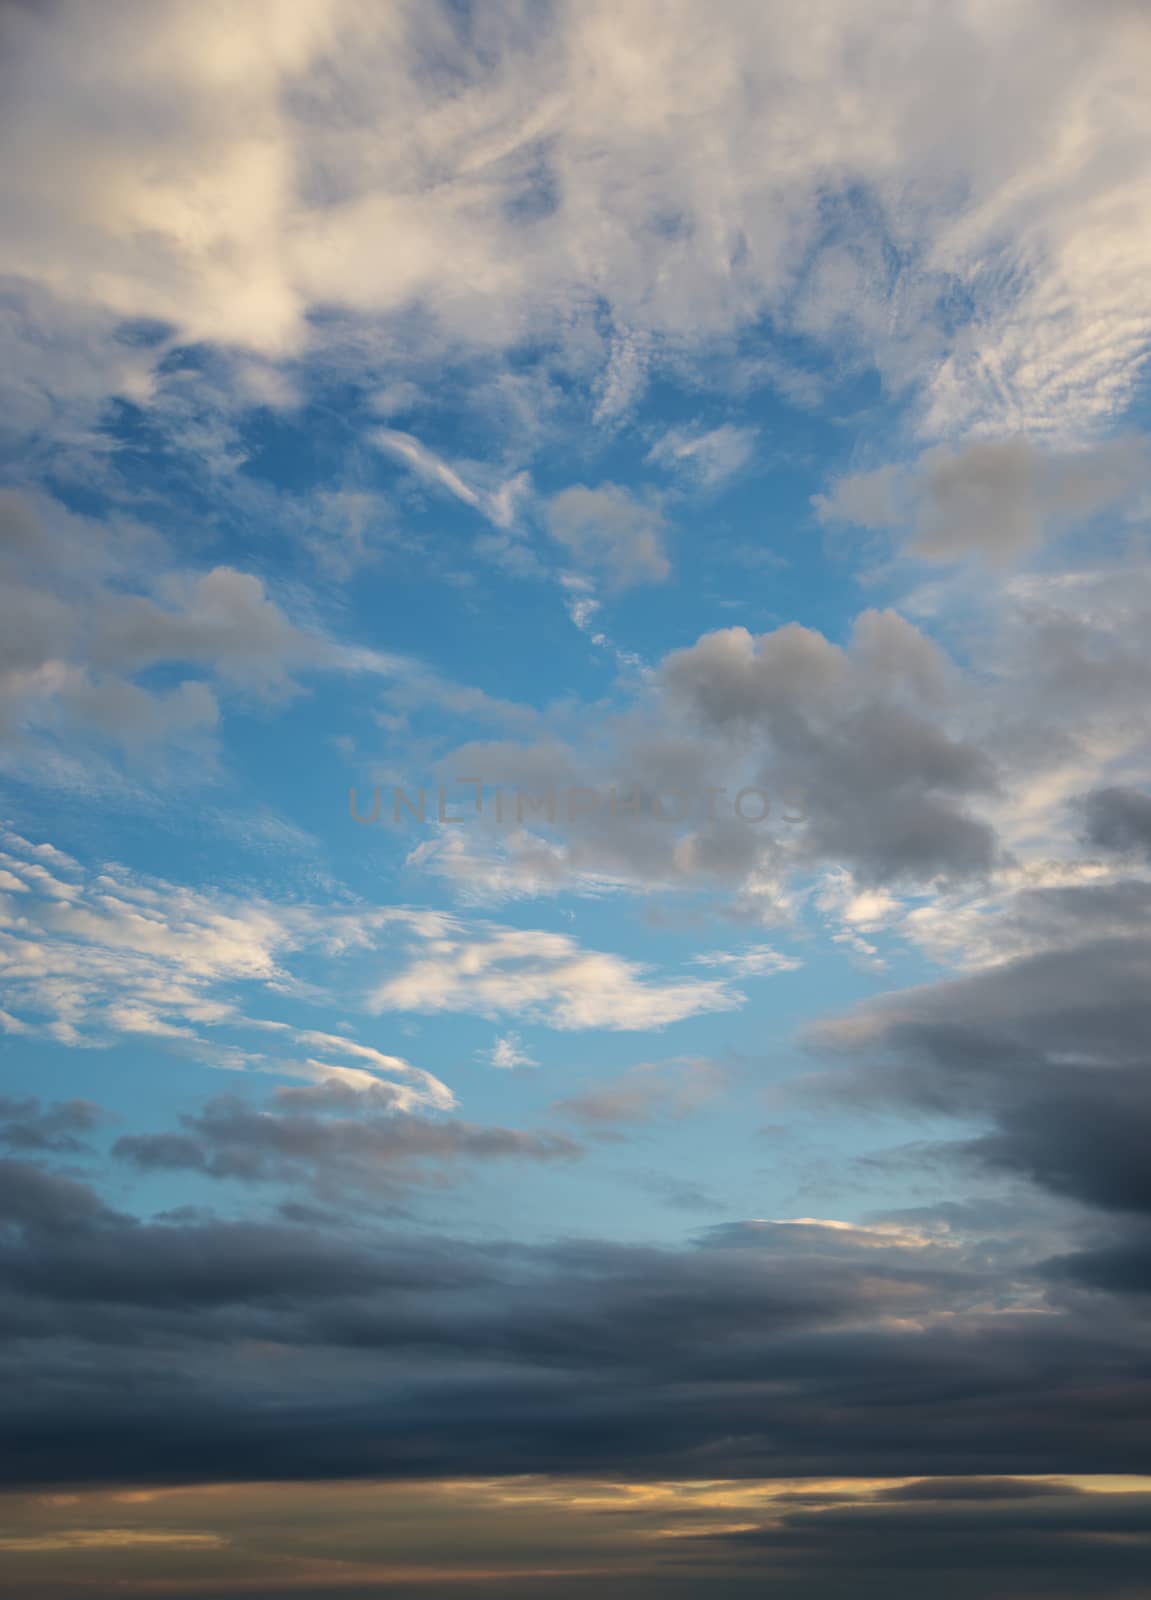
xmin=0 ymin=1157 xmax=118 ymax=1233
xmin=802 ymin=873 xmax=1151 ymax=1318
xmin=0 ymin=1096 xmax=103 ymax=1152
xmin=875 ymin=1476 xmax=1077 ymax=1501
xmin=965 ymin=1065 xmax=1151 ymax=1215
xmin=687 ymin=1486 xmax=1151 ymax=1599
xmin=1043 ymin=1221 xmax=1151 ymax=1297
xmin=2 ymin=1143 xmax=1151 ymax=1491
xmin=1083 ymin=785 xmax=1151 ymax=859
xmin=113 ymin=1085 xmax=580 ymax=1198
xmin=812 ymin=919 xmax=1151 ymax=1220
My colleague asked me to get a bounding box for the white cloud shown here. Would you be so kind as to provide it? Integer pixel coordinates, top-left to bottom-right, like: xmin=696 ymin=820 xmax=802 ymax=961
xmin=369 ymin=923 xmax=741 ymax=1030
xmin=408 ymin=830 xmax=634 ymax=904
xmin=488 ymin=1032 xmax=539 ymax=1069
xmin=693 ymin=944 xmax=802 ymax=977
xmin=648 ymin=423 xmax=758 ymax=487
xmin=593 ymin=327 xmax=651 ymax=426
xmin=0 ymin=827 xmax=735 ymax=1097
xmin=7 ymin=1 xmax=1149 ymax=452
xmin=0 ymin=828 xmax=454 ymax=1109
xmin=374 ymin=429 xmax=530 ymax=530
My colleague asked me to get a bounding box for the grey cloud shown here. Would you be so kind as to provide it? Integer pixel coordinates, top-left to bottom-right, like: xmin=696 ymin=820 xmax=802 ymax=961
xmin=811 ymin=463 xmax=900 ymax=530
xmin=113 ymin=1085 xmax=580 ymax=1198
xmin=661 ymin=610 xmax=1000 ymax=884
xmin=876 ymin=1477 xmax=1076 ymax=1502
xmin=808 ymin=881 xmax=1151 ymax=1246
xmin=0 ymin=491 xmax=335 ymax=757
xmin=1083 ymin=785 xmax=1151 ymax=860
xmin=815 ymin=435 xmax=1151 ymax=563
xmin=3 ymin=1143 xmax=1151 ymax=1493
xmin=554 ymin=1058 xmax=728 ymax=1131
xmin=89 ymin=567 xmax=325 ymax=691
xmin=0 ymin=1096 xmax=103 ymax=1153
xmin=687 ymin=1487 xmax=1151 ymax=1600
xmin=0 ymin=1157 xmax=118 ymax=1233
xmin=421 ymin=607 xmax=1002 ymax=914
xmin=544 ymin=484 xmax=669 ymax=589
xmin=966 ymin=1066 xmax=1151 ymax=1217
xmin=1045 ymin=1221 xmax=1151 ymax=1298
xmin=412 ymin=555 xmax=1151 ymax=923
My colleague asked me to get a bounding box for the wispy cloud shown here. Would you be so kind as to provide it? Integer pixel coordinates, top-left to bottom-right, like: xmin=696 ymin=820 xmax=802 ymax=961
xmin=374 ymin=429 xmax=530 ymax=530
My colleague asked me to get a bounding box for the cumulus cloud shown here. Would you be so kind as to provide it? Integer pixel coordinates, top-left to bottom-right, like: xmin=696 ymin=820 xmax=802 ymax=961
xmin=405 ymin=548 xmax=1151 ymax=940
xmin=661 ymin=610 xmax=1000 ymax=884
xmin=404 ymin=605 xmax=1005 ymax=915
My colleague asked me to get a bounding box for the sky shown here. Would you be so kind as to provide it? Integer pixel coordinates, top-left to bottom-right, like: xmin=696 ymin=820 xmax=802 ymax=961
xmin=3 ymin=1 xmax=1151 ymax=1595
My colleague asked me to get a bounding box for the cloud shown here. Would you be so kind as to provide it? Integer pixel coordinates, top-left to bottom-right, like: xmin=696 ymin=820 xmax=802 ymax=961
xmin=544 ymin=484 xmax=669 ymax=590
xmin=399 ymin=603 xmax=1024 ymax=918
xmin=661 ymin=610 xmax=1000 ymax=884
xmin=5 ymin=0 xmax=1151 ymax=450
xmin=0 ymin=490 xmax=409 ymax=774
xmin=0 ymin=829 xmax=738 ymax=1067
xmin=593 ymin=327 xmax=651 ymax=425
xmin=554 ymin=1056 xmax=728 ymax=1129
xmin=3 ymin=1473 xmax=1150 ymax=1599
xmin=693 ymin=945 xmax=802 ymax=977
xmin=488 ymin=1032 xmax=539 ymax=1069
xmin=3 ymin=1145 xmax=1151 ymax=1494
xmin=0 ymin=1097 xmax=104 ymax=1154
xmin=114 ymin=1081 xmax=579 ymax=1199
xmin=370 ymin=923 xmax=742 ymax=1030
xmin=0 ymin=829 xmax=460 ymax=1112
xmin=806 ymin=877 xmax=1151 ymax=1248
xmin=1083 ymin=785 xmax=1151 ymax=860
xmin=690 ymin=1483 xmax=1151 ymax=1599
xmin=374 ymin=428 xmax=530 ymax=530
xmin=392 ymin=560 xmax=1151 ymax=943
xmin=814 ymin=435 xmax=1151 ymax=564
xmin=647 ymin=423 xmax=759 ymax=488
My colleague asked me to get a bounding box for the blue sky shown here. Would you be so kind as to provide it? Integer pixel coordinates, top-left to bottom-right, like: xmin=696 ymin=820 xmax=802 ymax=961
xmin=4 ymin=3 xmax=1151 ymax=1595
xmin=0 ymin=340 xmax=970 ymax=1242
